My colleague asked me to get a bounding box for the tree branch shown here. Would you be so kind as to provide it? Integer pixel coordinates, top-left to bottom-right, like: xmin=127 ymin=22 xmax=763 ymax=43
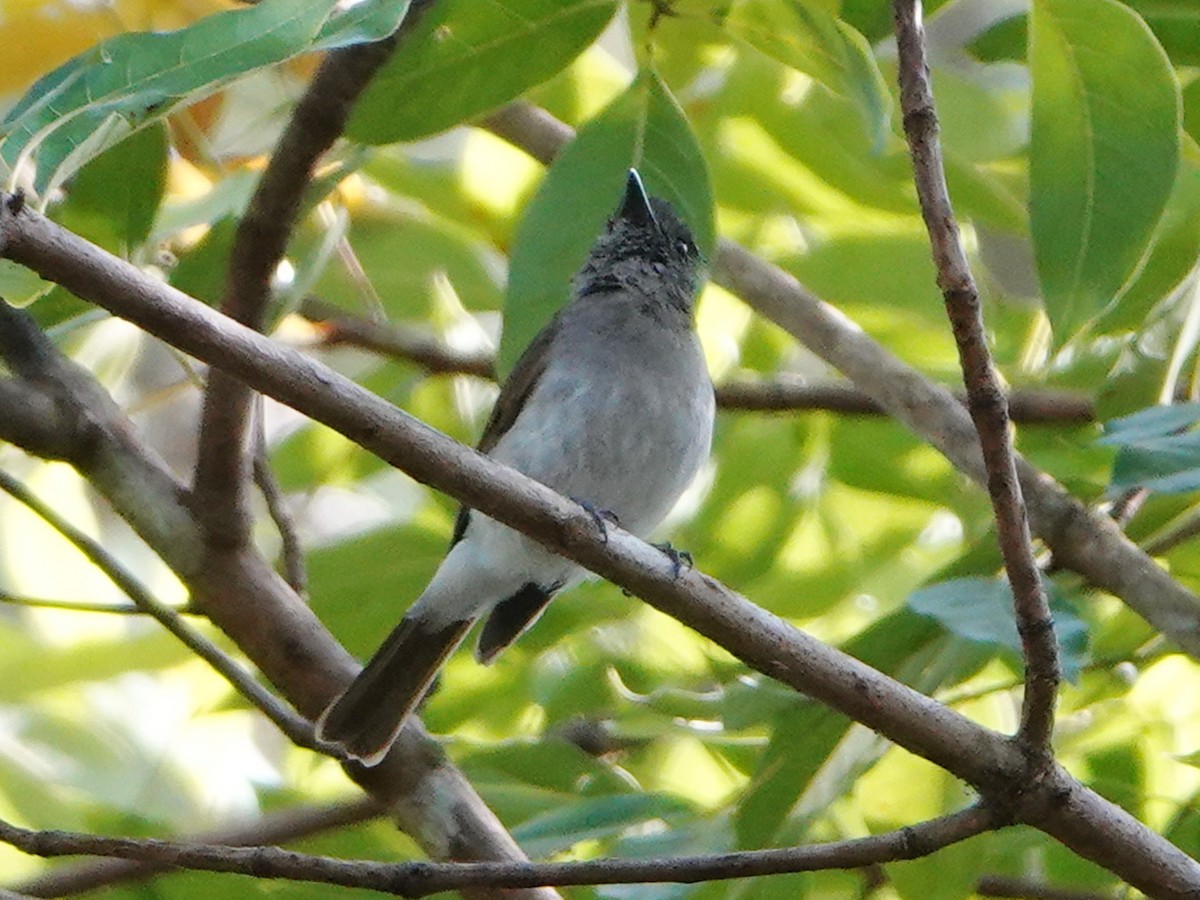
xmin=976 ymin=874 xmax=1113 ymax=900
xmin=15 ymin=797 xmax=383 ymax=898
xmin=2 ymin=807 xmax=992 ymax=895
xmin=0 ymin=468 xmax=337 ymax=756
xmin=191 ymin=0 xmax=434 ymax=544
xmin=1 ymin=204 xmax=1196 ymax=897
xmin=252 ymin=399 xmax=307 ymax=594
xmin=478 ymin=103 xmax=1200 ymax=664
xmin=0 ymin=304 xmax=554 ymax=899
xmin=301 ymin=296 xmax=497 ymax=379
xmin=297 ymin=298 xmax=1095 ymax=423
xmin=892 ymin=0 xmax=1059 ymax=748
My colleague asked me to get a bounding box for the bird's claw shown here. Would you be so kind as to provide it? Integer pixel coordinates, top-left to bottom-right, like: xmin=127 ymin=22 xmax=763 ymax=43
xmin=574 ymin=499 xmax=619 ymax=544
xmin=653 ymin=542 xmax=693 ymax=579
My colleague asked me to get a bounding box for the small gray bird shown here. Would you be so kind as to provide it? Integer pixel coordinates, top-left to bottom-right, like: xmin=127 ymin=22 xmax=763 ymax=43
xmin=317 ymin=170 xmax=715 ymax=765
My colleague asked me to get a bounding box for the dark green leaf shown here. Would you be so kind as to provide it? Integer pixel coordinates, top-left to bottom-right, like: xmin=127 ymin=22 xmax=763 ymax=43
xmin=1108 ymin=431 xmax=1200 ymax=495
xmin=1029 ymin=0 xmax=1180 ymax=342
xmin=55 ymin=123 xmax=167 ymax=250
xmin=513 ymin=792 xmax=694 ymax=857
xmin=348 ymin=0 xmax=618 ymax=144
xmin=907 ymin=577 xmax=1090 ymax=680
xmin=1100 ymin=402 xmax=1200 ymax=445
xmin=501 ymin=70 xmax=713 ymax=373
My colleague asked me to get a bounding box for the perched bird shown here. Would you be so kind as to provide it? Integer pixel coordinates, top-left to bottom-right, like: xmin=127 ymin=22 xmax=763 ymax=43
xmin=317 ymin=169 xmax=715 ymax=765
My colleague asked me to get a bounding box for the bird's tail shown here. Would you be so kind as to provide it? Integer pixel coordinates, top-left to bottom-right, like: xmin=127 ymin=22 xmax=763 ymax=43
xmin=316 ymin=614 xmax=474 ymax=766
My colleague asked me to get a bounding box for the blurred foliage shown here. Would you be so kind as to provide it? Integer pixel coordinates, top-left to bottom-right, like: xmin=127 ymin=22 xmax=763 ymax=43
xmin=1 ymin=0 xmax=1199 ymax=897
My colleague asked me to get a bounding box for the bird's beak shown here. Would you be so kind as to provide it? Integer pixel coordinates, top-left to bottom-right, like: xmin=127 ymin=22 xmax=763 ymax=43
xmin=618 ymin=169 xmax=659 ymax=230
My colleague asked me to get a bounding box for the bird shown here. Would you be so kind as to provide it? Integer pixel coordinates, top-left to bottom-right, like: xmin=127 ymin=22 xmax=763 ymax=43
xmin=317 ymin=169 xmax=715 ymax=766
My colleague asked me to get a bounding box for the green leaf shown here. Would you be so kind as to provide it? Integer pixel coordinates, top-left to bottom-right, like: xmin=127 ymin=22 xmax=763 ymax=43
xmin=1029 ymin=0 xmax=1181 ymax=342
xmin=1105 ymin=429 xmax=1200 ymax=495
xmin=722 ymin=0 xmax=891 ymax=149
xmin=501 ymin=70 xmax=713 ymax=373
xmin=0 ymin=0 xmax=410 ymax=197
xmin=907 ymin=577 xmax=1090 ymax=680
xmin=55 ymin=123 xmax=167 ymax=250
xmin=1100 ymin=402 xmax=1200 ymax=445
xmin=513 ymin=792 xmax=694 ymax=857
xmin=348 ymin=0 xmax=619 ymax=144
xmin=1099 ymin=146 xmax=1200 ymax=333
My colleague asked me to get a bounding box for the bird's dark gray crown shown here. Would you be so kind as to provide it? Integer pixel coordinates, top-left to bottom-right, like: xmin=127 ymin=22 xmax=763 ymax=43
xmin=574 ymin=175 xmax=704 ymax=309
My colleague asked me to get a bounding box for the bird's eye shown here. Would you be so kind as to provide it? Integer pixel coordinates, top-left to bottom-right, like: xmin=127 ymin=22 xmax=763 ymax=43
xmin=677 ymin=240 xmax=694 ymax=257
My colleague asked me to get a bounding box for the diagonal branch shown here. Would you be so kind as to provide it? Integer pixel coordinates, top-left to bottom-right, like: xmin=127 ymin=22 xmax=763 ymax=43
xmin=297 ymin=298 xmax=1096 ymax=423
xmin=192 ymin=1 xmax=433 ymax=544
xmin=2 ymin=807 xmax=992 ymax=895
xmin=1 ymin=203 xmax=1196 ymax=897
xmin=0 ymin=467 xmax=335 ymax=755
xmin=479 ymin=100 xmax=1200 ymax=663
xmin=15 ymin=797 xmax=383 ymax=898
xmin=0 ymin=304 xmax=555 ymax=899
xmin=892 ymin=0 xmax=1059 ymax=748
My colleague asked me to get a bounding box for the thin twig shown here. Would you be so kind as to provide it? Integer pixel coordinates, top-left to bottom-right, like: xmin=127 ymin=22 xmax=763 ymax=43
xmin=893 ymin=0 xmax=1059 ymax=749
xmin=300 ymin=296 xmax=497 ymax=378
xmin=191 ymin=0 xmax=434 ymax=544
xmin=252 ymin=398 xmax=307 ymax=595
xmin=1 ymin=807 xmax=992 ymax=896
xmin=0 ymin=590 xmax=183 ymax=616
xmin=0 ymin=469 xmax=338 ymax=757
xmin=297 ymin=299 xmax=1095 ymax=423
xmin=15 ymin=797 xmax=383 ymax=898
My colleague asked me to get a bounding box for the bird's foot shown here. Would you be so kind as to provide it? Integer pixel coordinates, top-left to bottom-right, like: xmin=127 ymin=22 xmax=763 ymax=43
xmin=653 ymin=542 xmax=693 ymax=579
xmin=574 ymin=498 xmax=619 ymax=543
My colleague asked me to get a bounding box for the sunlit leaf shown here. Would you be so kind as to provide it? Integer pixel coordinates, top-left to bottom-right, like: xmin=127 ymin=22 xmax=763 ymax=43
xmin=723 ymin=0 xmax=891 ymax=149
xmin=1029 ymin=0 xmax=1180 ymax=342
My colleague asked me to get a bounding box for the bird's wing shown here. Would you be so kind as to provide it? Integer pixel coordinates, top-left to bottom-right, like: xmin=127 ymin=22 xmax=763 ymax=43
xmin=451 ymin=312 xmax=563 ymax=545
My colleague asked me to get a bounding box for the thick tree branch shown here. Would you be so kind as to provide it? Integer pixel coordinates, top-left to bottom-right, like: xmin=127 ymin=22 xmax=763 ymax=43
xmin=478 ymin=103 xmax=1200 ymax=661
xmin=2 ymin=807 xmax=992 ymax=895
xmin=892 ymin=0 xmax=1059 ymax=747
xmin=297 ymin=299 xmax=1095 ymax=423
xmin=0 ymin=378 xmax=75 ymax=458
xmin=16 ymin=797 xmax=383 ymax=898
xmin=0 ymin=306 xmax=554 ymax=899
xmin=0 ymin=205 xmax=1196 ymax=897
xmin=192 ymin=1 xmax=433 ymax=544
xmin=976 ymin=874 xmax=1112 ymax=900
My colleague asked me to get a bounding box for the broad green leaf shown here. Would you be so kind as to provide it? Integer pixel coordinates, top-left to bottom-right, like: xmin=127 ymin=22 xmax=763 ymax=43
xmin=54 ymin=122 xmax=167 ymax=251
xmin=348 ymin=0 xmax=619 ymax=144
xmin=1029 ymin=0 xmax=1180 ymax=342
xmin=1100 ymin=402 xmax=1200 ymax=445
xmin=1107 ymin=431 xmax=1200 ymax=495
xmin=513 ymin=792 xmax=694 ymax=857
xmin=907 ymin=577 xmax=1090 ymax=680
xmin=0 ymin=0 xmax=410 ymax=197
xmin=501 ymin=70 xmax=713 ymax=373
xmin=722 ymin=0 xmax=891 ymax=149
xmin=1100 ymin=146 xmax=1200 ymax=333
xmin=1124 ymin=0 xmax=1200 ymax=67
